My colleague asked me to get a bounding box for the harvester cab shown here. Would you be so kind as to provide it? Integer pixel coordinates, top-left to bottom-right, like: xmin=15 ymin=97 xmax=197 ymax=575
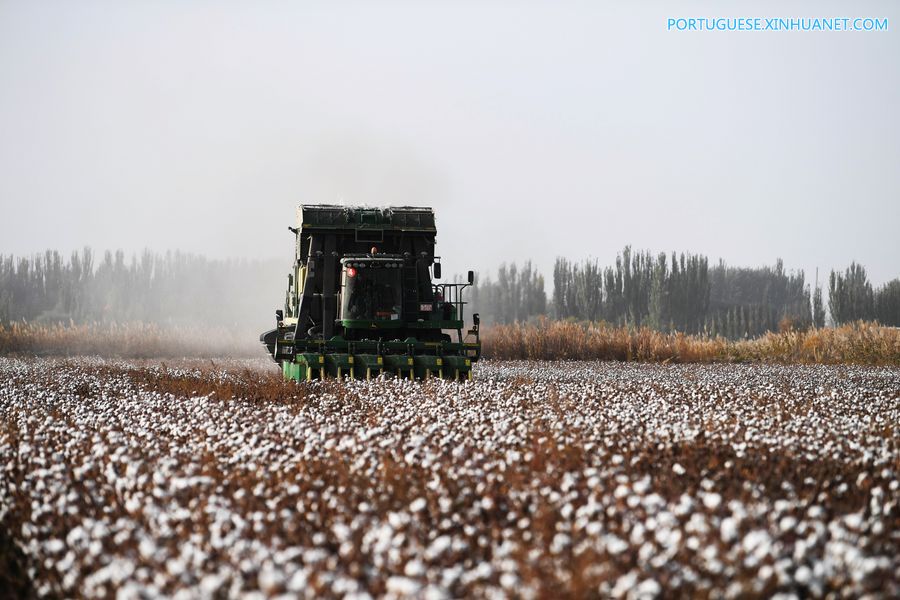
xmin=260 ymin=205 xmax=481 ymax=381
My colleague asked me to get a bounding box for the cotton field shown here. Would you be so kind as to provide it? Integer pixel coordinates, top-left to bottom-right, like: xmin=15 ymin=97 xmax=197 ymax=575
xmin=1 ymin=358 xmax=898 ymax=598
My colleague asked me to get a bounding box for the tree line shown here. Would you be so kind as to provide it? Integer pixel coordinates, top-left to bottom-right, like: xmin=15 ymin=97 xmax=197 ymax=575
xmin=1 ymin=247 xmax=897 ymax=337
xmin=468 ymin=261 xmax=547 ymax=328
xmin=829 ymin=262 xmax=900 ymax=326
xmin=469 ymin=248 xmax=899 ymax=337
xmin=0 ymin=249 xmax=283 ymax=331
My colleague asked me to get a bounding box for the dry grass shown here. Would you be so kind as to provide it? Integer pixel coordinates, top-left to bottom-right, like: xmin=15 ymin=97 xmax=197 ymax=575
xmin=3 ymin=320 xmax=899 ymax=366
xmin=0 ymin=322 xmax=264 ymax=359
xmin=482 ymin=319 xmax=900 ymax=366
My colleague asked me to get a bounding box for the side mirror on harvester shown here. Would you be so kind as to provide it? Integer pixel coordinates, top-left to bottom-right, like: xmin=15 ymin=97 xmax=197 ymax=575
xmin=275 ymin=310 xmax=284 ymax=323
xmin=468 ymin=270 xmax=475 ymax=285
xmin=433 ymin=262 xmax=442 ymax=279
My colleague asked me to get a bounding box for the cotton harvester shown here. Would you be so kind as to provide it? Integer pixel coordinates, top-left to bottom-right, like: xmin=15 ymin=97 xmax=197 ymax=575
xmin=260 ymin=205 xmax=481 ymax=381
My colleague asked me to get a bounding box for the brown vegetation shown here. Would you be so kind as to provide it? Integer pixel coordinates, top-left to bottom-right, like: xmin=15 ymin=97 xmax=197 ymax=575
xmin=0 ymin=322 xmax=264 ymax=358
xmin=482 ymin=319 xmax=900 ymax=366
xmin=2 ymin=320 xmax=899 ymax=366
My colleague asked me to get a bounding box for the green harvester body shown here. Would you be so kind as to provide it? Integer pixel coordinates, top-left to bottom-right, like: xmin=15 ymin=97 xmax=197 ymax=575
xmin=260 ymin=205 xmax=481 ymax=381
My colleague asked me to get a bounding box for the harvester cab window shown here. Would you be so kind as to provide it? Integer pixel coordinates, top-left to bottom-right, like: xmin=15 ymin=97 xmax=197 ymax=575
xmin=341 ymin=262 xmax=402 ymax=321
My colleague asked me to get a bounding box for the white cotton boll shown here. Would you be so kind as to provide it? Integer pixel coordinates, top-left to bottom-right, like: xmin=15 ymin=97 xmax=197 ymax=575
xmin=742 ymin=530 xmax=772 ymax=559
xmin=425 ymin=536 xmax=452 ymax=560
xmin=201 ymin=575 xmax=228 ymax=598
xmin=655 ymin=527 xmax=681 ymax=550
xmin=686 ymin=513 xmax=708 ymax=534
xmin=421 ymin=585 xmax=450 ymax=600
xmin=634 ymin=578 xmax=662 ymax=598
xmin=720 ymin=517 xmax=739 ymax=543
xmin=385 ymin=575 xmax=422 ymax=596
xmin=605 ymin=535 xmax=628 ymax=555
xmin=843 ymin=513 xmax=863 ymax=531
xmin=794 ymin=565 xmax=811 ymax=585
xmin=644 ymin=494 xmax=665 ymax=511
xmin=610 ymin=571 xmax=637 ymax=598
xmin=286 ymin=569 xmax=309 ymax=592
xmin=774 ymin=500 xmax=791 ymax=514
xmin=333 ymin=522 xmax=351 ymax=542
xmin=702 ymin=493 xmax=722 ymax=510
xmin=257 ymin=564 xmax=285 ymax=593
xmin=404 ymin=559 xmax=426 ymax=577
xmin=674 ymin=495 xmax=694 ymax=517
xmin=138 ymin=538 xmax=156 ymax=561
xmin=388 ymin=512 xmax=409 ymax=529
xmin=807 ymin=506 xmax=824 ymax=519
xmin=630 ymin=523 xmax=645 ymax=545
xmin=779 ymin=516 xmax=797 ymax=532
xmin=633 ymin=477 xmax=651 ymax=495
xmin=586 ymin=521 xmax=603 ymax=536
xmin=500 ymin=572 xmax=518 ymax=589
xmin=116 ymin=582 xmax=146 ymax=600
xmin=551 ymin=533 xmax=571 ymax=554
xmin=303 ymin=548 xmax=328 ymax=565
xmin=124 ymin=495 xmax=142 ymax=513
xmin=165 ymin=558 xmax=186 ymax=577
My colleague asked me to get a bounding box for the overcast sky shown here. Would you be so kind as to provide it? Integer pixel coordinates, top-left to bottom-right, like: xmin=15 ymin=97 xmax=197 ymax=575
xmin=1 ymin=0 xmax=898 ymax=287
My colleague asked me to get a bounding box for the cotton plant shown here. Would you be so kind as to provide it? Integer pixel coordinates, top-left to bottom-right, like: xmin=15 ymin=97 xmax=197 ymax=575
xmin=0 ymin=357 xmax=897 ymax=598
